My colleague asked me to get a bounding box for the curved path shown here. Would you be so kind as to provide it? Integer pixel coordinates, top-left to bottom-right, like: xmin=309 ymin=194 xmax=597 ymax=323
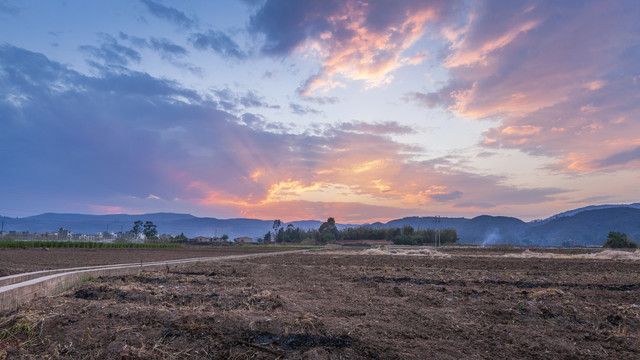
xmin=0 ymin=249 xmax=306 ymax=313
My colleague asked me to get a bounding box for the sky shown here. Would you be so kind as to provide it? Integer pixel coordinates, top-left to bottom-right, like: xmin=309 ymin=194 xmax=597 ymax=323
xmin=1 ymin=0 xmax=639 ymax=223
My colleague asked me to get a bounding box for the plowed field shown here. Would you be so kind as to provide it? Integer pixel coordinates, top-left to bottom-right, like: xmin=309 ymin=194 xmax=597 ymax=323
xmin=1 ymin=247 xmax=639 ymax=359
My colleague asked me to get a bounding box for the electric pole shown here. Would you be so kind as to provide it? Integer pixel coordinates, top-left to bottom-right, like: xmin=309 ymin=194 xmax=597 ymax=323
xmin=434 ymin=215 xmax=441 ymax=247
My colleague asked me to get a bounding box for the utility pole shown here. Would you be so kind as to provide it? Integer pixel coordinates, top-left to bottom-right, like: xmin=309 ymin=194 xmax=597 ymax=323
xmin=434 ymin=215 xmax=441 ymax=247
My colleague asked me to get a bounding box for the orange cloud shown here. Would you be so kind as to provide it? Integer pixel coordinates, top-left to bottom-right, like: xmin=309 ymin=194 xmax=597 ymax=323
xmin=298 ymin=2 xmax=438 ymax=95
xmin=585 ymin=80 xmax=606 ymax=91
xmin=446 ymin=20 xmax=540 ymax=68
xmin=555 ymin=153 xmax=598 ymax=173
xmin=501 ymin=125 xmax=542 ymax=136
xmin=427 ymin=1 xmax=640 ymax=176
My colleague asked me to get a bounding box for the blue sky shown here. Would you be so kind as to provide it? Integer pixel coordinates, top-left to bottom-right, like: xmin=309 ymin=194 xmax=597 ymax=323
xmin=1 ymin=0 xmax=639 ymax=222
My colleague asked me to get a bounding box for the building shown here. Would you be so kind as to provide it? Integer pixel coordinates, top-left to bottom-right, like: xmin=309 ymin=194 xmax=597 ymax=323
xmin=192 ymin=236 xmax=212 ymax=243
xmin=191 ymin=236 xmax=227 ymax=243
xmin=233 ymin=236 xmax=253 ymax=244
xmin=58 ymin=228 xmax=73 ymax=241
xmin=78 ymin=234 xmax=96 ymax=241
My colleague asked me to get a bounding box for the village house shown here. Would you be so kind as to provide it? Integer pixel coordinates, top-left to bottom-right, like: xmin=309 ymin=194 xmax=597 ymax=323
xmin=233 ymin=236 xmax=253 ymax=244
xmin=58 ymin=228 xmax=73 ymax=240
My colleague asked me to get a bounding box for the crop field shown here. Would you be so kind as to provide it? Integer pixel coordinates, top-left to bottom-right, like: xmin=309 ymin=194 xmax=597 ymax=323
xmin=0 ymin=240 xmax=184 ymax=250
xmin=1 ymin=247 xmax=640 ymax=359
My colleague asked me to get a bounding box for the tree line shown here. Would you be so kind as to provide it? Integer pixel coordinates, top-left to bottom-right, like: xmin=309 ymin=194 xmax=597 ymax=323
xmin=260 ymin=217 xmax=458 ymax=245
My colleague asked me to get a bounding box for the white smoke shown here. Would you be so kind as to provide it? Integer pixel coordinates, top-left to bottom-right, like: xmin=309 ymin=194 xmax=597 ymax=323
xmin=482 ymin=228 xmax=501 ymax=246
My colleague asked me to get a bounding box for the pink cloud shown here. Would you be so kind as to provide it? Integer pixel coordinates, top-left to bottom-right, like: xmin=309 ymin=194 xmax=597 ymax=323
xmin=91 ymin=205 xmax=125 ymax=214
xmin=410 ymin=1 xmax=640 ymax=172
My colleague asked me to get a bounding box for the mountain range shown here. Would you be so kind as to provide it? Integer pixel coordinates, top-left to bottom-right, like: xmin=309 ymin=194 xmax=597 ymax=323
xmin=1 ymin=203 xmax=639 ymax=246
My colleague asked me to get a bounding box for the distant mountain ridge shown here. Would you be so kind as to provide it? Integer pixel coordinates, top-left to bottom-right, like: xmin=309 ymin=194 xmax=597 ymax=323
xmin=540 ymin=203 xmax=640 ymax=223
xmin=1 ymin=203 xmax=639 ymax=246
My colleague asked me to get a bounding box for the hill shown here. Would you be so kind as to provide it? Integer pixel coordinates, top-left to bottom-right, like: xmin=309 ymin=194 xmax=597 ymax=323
xmin=523 ymin=207 xmax=640 ymax=246
xmin=1 ymin=204 xmax=639 ymax=245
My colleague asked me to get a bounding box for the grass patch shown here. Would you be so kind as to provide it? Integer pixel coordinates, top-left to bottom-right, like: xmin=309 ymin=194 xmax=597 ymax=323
xmin=0 ymin=317 xmax=38 ymax=348
xmin=0 ymin=240 xmax=183 ymax=249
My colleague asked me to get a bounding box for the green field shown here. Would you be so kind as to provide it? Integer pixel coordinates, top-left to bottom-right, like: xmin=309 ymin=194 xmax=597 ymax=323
xmin=0 ymin=240 xmax=183 ymax=249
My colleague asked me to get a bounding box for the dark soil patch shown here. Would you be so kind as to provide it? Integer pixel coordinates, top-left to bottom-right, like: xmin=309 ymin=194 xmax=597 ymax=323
xmin=246 ymin=331 xmax=352 ymax=350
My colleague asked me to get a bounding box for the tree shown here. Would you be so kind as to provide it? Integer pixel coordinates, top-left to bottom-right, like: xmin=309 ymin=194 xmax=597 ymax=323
xmin=603 ymin=231 xmax=638 ymax=248
xmin=173 ymin=233 xmax=188 ymax=241
xmin=318 ymin=217 xmax=340 ymax=243
xmin=132 ymin=220 xmax=143 ymax=237
xmin=272 ymin=219 xmax=284 ymax=242
xmin=441 ymin=228 xmax=459 ymax=244
xmin=143 ymin=221 xmax=158 ymax=239
xmin=263 ymin=231 xmax=272 ymax=243
xmin=221 ymin=234 xmax=229 ymax=241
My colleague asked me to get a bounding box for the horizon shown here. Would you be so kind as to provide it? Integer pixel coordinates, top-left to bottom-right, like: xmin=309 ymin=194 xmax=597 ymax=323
xmin=3 ymin=201 xmax=640 ymax=225
xmin=2 ymin=1 xmax=640 ymax=223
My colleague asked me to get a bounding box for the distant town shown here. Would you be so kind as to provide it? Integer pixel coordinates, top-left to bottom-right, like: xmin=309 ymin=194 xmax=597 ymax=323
xmin=0 ymin=224 xmax=251 ymax=244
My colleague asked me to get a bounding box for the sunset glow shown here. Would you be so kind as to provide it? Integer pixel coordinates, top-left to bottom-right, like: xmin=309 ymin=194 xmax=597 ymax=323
xmin=1 ymin=0 xmax=639 ymax=222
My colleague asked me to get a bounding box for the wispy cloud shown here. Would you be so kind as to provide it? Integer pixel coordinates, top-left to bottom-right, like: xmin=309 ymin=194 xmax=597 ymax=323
xmin=80 ymin=34 xmax=141 ymax=67
xmin=212 ymin=88 xmax=280 ymax=112
xmin=339 ymin=121 xmax=414 ymax=135
xmin=0 ymin=1 xmax=19 ymax=16
xmin=139 ymin=0 xmax=195 ymax=29
xmin=119 ymin=32 xmax=189 ymax=63
xmin=190 ymin=30 xmax=247 ymax=60
xmin=290 ymin=103 xmax=321 ymax=115
xmin=302 ymin=95 xmax=340 ymax=105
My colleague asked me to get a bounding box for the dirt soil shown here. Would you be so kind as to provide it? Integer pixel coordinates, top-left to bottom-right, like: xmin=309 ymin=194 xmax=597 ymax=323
xmin=0 ymin=247 xmax=293 ymax=276
xmin=1 ymin=248 xmax=640 ymax=359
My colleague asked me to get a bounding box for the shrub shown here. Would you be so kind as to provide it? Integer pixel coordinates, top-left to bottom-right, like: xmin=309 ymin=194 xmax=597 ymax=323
xmin=603 ymin=231 xmax=638 ymax=248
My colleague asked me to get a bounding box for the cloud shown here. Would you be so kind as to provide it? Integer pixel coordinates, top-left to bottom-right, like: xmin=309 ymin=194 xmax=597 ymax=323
xmin=80 ymin=34 xmax=141 ymax=67
xmin=339 ymin=121 xmax=414 ymax=135
xmin=430 ymin=190 xmax=463 ymax=202
xmin=149 ymin=38 xmax=189 ymax=59
xmin=454 ymin=202 xmax=495 ymax=209
xmin=191 ymin=30 xmax=247 ymax=59
xmin=0 ymin=44 xmax=568 ymax=222
xmin=140 ymin=0 xmax=195 ymax=29
xmin=592 ymin=146 xmax=640 ymax=169
xmin=408 ymin=1 xmax=640 ymax=173
xmin=565 ymin=195 xmax=613 ymax=205
xmin=119 ymin=32 xmax=190 ymax=67
xmin=302 ymin=95 xmax=340 ymax=105
xmin=403 ymin=91 xmax=446 ymax=108
xmin=0 ymin=1 xmax=19 ymax=16
xmin=212 ymin=88 xmax=280 ymax=111
xmin=217 ymin=199 xmax=419 ymax=224
xmin=250 ymin=0 xmax=455 ymax=95
xmin=290 ymin=103 xmax=321 ymax=115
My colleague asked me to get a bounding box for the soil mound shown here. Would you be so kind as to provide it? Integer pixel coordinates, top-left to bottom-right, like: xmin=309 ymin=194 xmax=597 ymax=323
xmin=501 ymin=249 xmax=640 ymax=260
xmin=361 ymin=247 xmax=452 ymax=257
